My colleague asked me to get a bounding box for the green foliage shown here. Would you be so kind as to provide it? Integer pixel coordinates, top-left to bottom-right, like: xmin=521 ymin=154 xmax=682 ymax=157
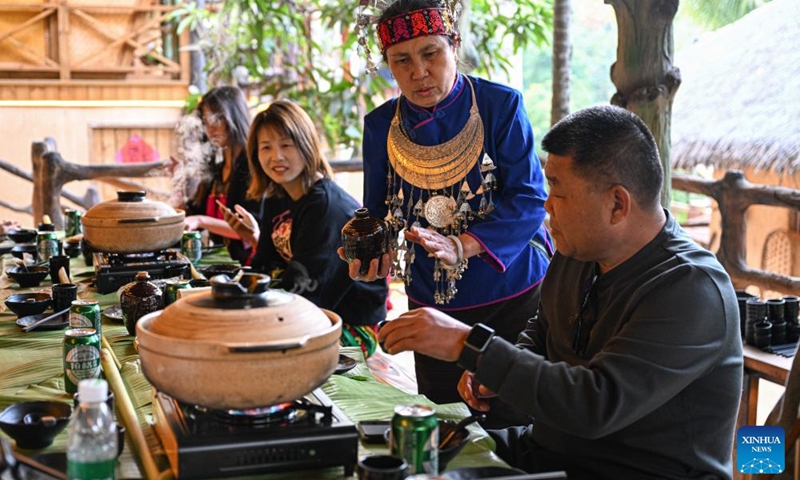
xmin=680 ymin=0 xmax=773 ymax=29
xmin=170 ymin=0 xmax=552 ymax=157
xmin=467 ymin=0 xmax=553 ymax=77
xmin=522 ymin=1 xmax=616 ymax=152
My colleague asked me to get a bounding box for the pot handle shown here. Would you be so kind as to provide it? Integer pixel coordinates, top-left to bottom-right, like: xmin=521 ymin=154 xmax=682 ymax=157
xmin=225 ymin=335 xmax=309 ymax=353
xmin=118 ymin=217 xmax=160 ymax=224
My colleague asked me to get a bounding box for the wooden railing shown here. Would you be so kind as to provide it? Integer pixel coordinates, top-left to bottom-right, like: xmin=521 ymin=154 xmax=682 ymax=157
xmin=673 ymin=171 xmax=800 ymax=296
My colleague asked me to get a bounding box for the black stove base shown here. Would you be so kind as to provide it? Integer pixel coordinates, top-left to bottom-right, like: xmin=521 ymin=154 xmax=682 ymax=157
xmin=152 ymin=389 xmax=358 ymax=479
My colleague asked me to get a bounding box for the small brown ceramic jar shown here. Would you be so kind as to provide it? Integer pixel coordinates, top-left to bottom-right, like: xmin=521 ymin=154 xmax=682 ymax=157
xmin=120 ymin=271 xmax=163 ymax=336
xmin=341 ymin=208 xmax=389 ymax=275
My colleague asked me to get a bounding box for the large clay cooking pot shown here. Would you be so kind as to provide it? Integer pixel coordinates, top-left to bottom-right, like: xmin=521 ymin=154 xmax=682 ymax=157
xmin=136 ymin=273 xmax=342 ymax=409
xmin=82 ymin=191 xmax=185 ymax=253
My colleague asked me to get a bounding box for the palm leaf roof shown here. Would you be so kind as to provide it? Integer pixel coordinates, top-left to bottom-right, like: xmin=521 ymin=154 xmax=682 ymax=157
xmin=671 ymin=0 xmax=800 ymax=173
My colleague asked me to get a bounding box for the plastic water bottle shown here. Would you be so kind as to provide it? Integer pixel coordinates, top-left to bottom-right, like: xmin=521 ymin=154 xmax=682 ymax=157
xmin=67 ymin=379 xmax=118 ymax=480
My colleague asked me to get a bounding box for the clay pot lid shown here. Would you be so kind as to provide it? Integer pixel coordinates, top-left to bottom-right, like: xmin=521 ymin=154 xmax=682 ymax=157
xmin=83 ymin=191 xmax=184 ymax=225
xmin=147 ymin=273 xmax=333 ymax=344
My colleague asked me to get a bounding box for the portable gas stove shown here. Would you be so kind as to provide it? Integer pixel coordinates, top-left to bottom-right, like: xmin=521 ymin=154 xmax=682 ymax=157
xmin=93 ymin=249 xmax=188 ymax=293
xmin=151 ymin=388 xmax=358 ymax=479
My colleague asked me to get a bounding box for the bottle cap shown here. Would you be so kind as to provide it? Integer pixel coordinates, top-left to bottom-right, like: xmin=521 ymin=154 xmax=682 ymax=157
xmin=77 ymin=379 xmax=108 ymax=403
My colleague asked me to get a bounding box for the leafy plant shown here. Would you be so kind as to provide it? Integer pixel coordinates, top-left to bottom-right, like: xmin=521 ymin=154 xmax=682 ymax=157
xmin=171 ymin=0 xmax=553 ymax=157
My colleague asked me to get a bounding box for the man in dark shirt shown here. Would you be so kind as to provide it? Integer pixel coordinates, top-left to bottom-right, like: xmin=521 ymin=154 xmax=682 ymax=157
xmin=378 ymin=105 xmax=743 ymax=479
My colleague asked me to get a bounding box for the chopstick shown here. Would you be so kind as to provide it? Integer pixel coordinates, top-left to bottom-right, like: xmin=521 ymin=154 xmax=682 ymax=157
xmin=101 ymin=335 xmax=121 ymax=370
xmin=482 ymin=474 xmax=567 ymax=480
xmin=22 ymin=307 xmax=70 ymax=332
xmin=101 ymin=348 xmax=164 ymax=480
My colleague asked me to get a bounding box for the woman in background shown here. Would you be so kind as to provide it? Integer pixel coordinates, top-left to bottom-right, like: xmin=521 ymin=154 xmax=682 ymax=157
xmin=224 ymin=100 xmax=388 ymax=357
xmin=182 ymin=86 xmax=263 ymax=265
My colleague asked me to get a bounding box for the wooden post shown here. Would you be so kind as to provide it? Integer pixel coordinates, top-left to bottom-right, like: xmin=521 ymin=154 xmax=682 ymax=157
xmin=36 ymin=150 xmax=166 ymax=229
xmin=31 ymin=139 xmax=56 ymax=225
xmin=607 ymin=0 xmax=681 ymax=207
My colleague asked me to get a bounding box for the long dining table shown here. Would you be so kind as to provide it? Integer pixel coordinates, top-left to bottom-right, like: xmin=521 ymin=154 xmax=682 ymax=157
xmin=0 ymin=240 xmax=507 ymax=479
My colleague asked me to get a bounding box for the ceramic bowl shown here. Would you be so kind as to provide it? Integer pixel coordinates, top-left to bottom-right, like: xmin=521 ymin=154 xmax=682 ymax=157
xmin=438 ymin=419 xmax=471 ymax=472
xmin=198 ymin=263 xmax=247 ymax=279
xmin=7 ymin=265 xmax=50 ymax=288
xmin=10 ymin=244 xmax=37 ymax=260
xmin=6 ymin=229 xmax=37 ymax=244
xmin=63 ymin=240 xmax=81 ymax=258
xmin=4 ymin=292 xmax=52 ymax=317
xmin=0 ymin=401 xmax=72 ymax=449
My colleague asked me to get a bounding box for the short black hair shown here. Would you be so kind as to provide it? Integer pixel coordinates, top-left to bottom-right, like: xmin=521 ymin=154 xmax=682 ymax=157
xmin=541 ymin=105 xmax=664 ymax=207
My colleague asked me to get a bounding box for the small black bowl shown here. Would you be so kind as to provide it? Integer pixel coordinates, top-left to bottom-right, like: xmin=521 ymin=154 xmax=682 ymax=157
xmin=0 ymin=401 xmax=72 ymax=449
xmin=6 ymin=229 xmax=37 ymax=244
xmin=7 ymin=265 xmax=50 ymax=288
xmin=10 ymin=244 xmax=37 ymax=260
xmin=5 ymin=292 xmax=52 ymax=317
xmin=63 ymin=240 xmax=81 ymax=259
xmin=199 ymin=263 xmax=247 ymax=279
xmin=438 ymin=419 xmax=471 ymax=472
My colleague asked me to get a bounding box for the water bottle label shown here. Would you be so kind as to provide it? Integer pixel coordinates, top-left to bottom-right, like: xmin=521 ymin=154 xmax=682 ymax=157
xmin=67 ymin=458 xmax=115 ymax=480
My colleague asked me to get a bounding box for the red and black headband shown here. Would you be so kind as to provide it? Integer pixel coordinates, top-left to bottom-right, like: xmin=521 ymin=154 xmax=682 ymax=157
xmin=377 ymin=7 xmax=456 ymax=54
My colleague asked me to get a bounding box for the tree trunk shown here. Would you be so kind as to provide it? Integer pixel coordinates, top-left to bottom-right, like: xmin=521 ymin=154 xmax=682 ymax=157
xmin=606 ymin=0 xmax=681 ymax=207
xmin=551 ymin=0 xmax=572 ymax=126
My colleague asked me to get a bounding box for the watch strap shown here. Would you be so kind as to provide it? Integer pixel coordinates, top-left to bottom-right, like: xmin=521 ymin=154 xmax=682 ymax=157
xmin=457 ymin=324 xmax=495 ymax=372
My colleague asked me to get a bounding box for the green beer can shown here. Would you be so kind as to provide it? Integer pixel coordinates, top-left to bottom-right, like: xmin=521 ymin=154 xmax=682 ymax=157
xmin=182 ymin=231 xmax=202 ymax=264
xmin=164 ymin=279 xmax=192 ymax=306
xmin=69 ymin=299 xmax=103 ymax=338
xmin=64 ymin=209 xmax=83 ymax=237
xmin=63 ymin=328 xmax=101 ymax=394
xmin=390 ymin=404 xmax=439 ymax=474
xmin=36 ymin=231 xmax=60 ymax=264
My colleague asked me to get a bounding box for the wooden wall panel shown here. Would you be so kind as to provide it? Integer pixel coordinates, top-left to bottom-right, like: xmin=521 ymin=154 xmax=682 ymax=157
xmin=0 ymin=106 xmax=182 ymax=227
xmin=0 ymin=12 xmax=48 ymax=64
xmin=90 ymin=124 xmax=175 ymax=202
xmin=0 ymin=81 xmax=188 ymax=101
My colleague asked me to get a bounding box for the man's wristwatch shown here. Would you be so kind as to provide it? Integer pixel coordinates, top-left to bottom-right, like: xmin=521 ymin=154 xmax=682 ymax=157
xmin=457 ymin=323 xmax=495 ymax=372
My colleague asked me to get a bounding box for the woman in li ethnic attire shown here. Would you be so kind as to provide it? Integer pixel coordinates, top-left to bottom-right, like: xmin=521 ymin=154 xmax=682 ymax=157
xmin=182 ymin=86 xmax=264 ymax=265
xmin=345 ymin=0 xmax=551 ymax=427
xmin=223 ymin=100 xmax=389 ymax=357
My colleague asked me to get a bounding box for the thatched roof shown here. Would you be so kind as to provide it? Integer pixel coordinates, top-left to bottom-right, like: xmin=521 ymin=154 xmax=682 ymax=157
xmin=670 ymin=0 xmax=800 ymax=173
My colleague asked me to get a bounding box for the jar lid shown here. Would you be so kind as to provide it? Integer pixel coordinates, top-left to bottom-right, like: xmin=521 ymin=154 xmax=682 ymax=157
xmin=83 ymin=191 xmax=183 ymax=225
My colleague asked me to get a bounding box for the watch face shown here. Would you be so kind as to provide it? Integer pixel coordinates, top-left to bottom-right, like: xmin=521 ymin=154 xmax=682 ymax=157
xmin=468 ymin=324 xmax=495 ymax=351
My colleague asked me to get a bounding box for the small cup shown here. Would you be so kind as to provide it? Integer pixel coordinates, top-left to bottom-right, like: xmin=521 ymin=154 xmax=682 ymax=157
xmin=52 ymin=283 xmax=78 ymax=319
xmin=49 ymin=255 xmax=70 ymax=283
xmin=357 ymin=455 xmax=410 ymax=480
xmin=783 ymin=296 xmax=800 ymax=324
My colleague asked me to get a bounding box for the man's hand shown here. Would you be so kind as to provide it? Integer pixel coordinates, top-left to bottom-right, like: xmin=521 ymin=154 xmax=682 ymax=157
xmin=378 ymin=307 xmax=470 ymax=361
xmin=457 ymin=371 xmax=497 ymax=412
